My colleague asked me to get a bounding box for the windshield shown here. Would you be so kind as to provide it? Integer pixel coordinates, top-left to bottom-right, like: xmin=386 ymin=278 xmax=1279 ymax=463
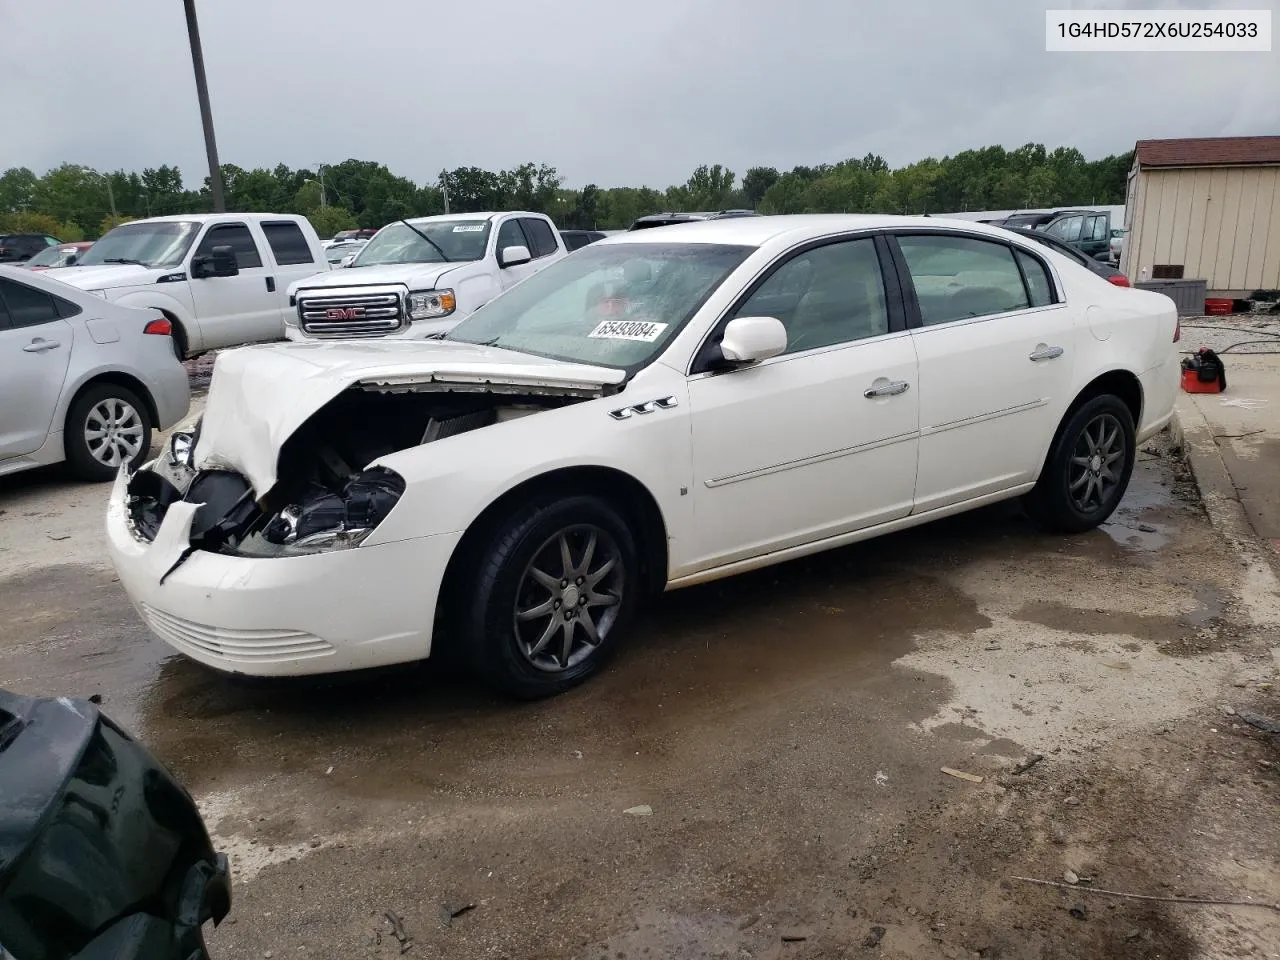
xmin=352 ymin=220 xmax=491 ymax=267
xmin=446 ymin=242 xmax=753 ymax=371
xmin=327 ymin=243 xmax=364 ymax=263
xmin=26 ymin=244 xmax=84 ymax=268
xmin=76 ymin=221 xmax=200 ymax=268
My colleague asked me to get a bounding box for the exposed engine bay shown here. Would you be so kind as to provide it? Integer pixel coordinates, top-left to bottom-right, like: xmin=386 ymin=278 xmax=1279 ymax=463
xmin=125 ymin=386 xmax=584 ymax=558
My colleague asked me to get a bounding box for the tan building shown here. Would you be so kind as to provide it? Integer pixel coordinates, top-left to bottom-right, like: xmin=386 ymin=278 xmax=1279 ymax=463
xmin=1123 ymin=136 xmax=1280 ymax=296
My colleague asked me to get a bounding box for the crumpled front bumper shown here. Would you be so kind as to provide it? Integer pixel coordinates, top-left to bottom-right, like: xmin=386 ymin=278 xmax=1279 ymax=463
xmin=105 ymin=471 xmax=462 ymax=677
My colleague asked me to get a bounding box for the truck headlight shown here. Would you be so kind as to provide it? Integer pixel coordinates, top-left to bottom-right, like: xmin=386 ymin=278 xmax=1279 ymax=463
xmin=408 ymin=289 xmax=456 ymax=321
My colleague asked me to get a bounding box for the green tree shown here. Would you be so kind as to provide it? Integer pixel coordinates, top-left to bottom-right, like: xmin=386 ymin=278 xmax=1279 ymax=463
xmin=742 ymin=167 xmax=779 ymax=207
xmin=0 ymin=211 xmax=84 ymax=241
xmin=306 ymin=206 xmax=358 ymax=239
xmin=0 ymin=167 xmax=38 ymax=212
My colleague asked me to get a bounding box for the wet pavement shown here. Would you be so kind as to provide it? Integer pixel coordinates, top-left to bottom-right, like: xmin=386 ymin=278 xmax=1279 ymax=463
xmin=2 ymin=437 xmax=1279 ymax=959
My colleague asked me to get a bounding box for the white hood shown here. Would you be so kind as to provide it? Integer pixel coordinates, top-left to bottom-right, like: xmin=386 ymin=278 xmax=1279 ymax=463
xmin=289 ymin=262 xmax=459 ymax=295
xmin=193 ymin=339 xmax=626 ymax=493
xmin=45 ymin=263 xmax=167 ymax=290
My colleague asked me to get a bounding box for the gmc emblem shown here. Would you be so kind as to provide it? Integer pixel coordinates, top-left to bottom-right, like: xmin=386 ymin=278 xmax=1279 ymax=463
xmin=325 ymin=306 xmax=365 ymax=320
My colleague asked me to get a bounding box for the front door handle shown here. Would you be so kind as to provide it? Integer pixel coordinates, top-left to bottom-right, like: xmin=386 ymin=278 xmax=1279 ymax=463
xmin=23 ymin=338 xmax=61 ymax=353
xmin=265 ymin=276 xmax=276 ymax=293
xmin=1030 ymin=344 xmax=1064 ymax=362
xmin=864 ymin=378 xmax=910 ymax=399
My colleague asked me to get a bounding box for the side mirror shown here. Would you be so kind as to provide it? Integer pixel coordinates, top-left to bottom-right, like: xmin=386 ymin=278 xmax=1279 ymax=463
xmin=210 ymin=244 xmax=239 ymax=276
xmin=499 ymin=244 xmax=532 ymax=268
xmin=720 ymin=316 xmax=787 ymax=364
xmin=65 ymin=254 xmax=79 ymax=266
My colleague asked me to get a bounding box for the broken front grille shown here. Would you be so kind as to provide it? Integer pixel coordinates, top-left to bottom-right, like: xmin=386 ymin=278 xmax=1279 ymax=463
xmin=297 ymin=285 xmax=404 ymax=337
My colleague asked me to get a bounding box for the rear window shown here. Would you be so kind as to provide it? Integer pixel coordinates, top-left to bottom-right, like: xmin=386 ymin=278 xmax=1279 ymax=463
xmin=262 ymin=221 xmax=315 ymax=265
xmin=521 ymin=218 xmax=560 ymax=259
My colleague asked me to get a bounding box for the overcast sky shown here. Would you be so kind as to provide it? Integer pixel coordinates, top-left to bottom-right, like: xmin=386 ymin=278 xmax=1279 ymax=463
xmin=1 ymin=0 xmax=1276 ymax=190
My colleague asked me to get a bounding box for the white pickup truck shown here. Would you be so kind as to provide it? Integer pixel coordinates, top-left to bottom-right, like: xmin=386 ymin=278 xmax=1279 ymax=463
xmin=48 ymin=213 xmax=328 ymax=358
xmin=285 ymin=211 xmax=567 ymax=340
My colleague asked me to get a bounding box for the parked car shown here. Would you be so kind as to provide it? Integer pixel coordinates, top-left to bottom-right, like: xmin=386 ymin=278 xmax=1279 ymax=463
xmin=285 ymin=212 xmax=568 ymax=341
xmin=0 ymin=233 xmax=60 ymax=264
xmin=998 ymin=226 xmax=1130 ymax=286
xmin=0 ymin=688 xmax=231 ymax=959
xmin=627 ymin=210 xmax=758 ymax=231
xmin=325 ymin=238 xmax=367 ymax=267
xmin=560 ymin=229 xmax=606 ymax=251
xmin=331 ymin=228 xmax=379 ymax=243
xmin=23 ymin=241 xmax=93 ymax=270
xmin=0 ymin=265 xmax=189 ymax=481
xmin=108 ymin=215 xmax=1179 ymax=698
xmin=45 ymin=214 xmax=328 ymax=359
xmin=1110 ymin=227 xmax=1127 ymax=264
xmin=994 ymin=209 xmax=1112 ymax=260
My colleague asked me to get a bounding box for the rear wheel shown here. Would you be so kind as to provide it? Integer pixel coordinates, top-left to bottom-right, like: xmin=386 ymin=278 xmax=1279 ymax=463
xmin=64 ymin=383 xmax=153 ymax=482
xmin=1026 ymin=394 xmax=1135 ymax=533
xmin=459 ymin=495 xmax=640 ymax=698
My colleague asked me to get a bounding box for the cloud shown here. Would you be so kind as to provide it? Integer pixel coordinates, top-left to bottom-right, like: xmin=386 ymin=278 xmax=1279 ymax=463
xmin=1 ymin=0 xmax=1276 ymax=190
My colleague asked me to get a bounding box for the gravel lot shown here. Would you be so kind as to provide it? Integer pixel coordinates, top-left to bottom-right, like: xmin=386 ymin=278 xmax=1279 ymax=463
xmin=1 ymin=361 xmax=1278 ymax=959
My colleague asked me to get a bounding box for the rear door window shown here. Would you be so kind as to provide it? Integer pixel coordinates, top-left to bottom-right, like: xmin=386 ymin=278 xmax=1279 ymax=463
xmin=0 ymin=277 xmax=62 ymax=328
xmin=1014 ymin=249 xmax=1056 ymax=307
xmin=896 ymin=234 xmax=1032 ymax=326
xmin=261 ymin=221 xmax=315 ymax=265
xmin=520 ymin=218 xmax=560 ymax=259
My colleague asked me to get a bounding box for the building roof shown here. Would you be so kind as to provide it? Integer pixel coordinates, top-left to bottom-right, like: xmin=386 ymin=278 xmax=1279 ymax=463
xmin=1135 ymin=136 xmax=1280 ymax=168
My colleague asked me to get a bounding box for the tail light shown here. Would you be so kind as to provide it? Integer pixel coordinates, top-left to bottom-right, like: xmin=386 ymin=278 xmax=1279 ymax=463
xmin=1107 ymin=274 xmax=1130 ymax=287
xmin=144 ymin=317 xmax=172 ymax=336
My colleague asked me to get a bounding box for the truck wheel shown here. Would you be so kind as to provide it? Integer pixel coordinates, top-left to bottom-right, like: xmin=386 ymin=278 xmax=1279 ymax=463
xmin=460 ymin=495 xmax=640 ymax=698
xmin=1026 ymin=394 xmax=1135 ymax=534
xmin=64 ymin=383 xmax=153 ymax=482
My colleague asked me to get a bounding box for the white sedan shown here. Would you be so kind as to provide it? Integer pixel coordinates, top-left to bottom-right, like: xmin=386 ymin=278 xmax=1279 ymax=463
xmin=106 ymin=215 xmax=1180 ymax=698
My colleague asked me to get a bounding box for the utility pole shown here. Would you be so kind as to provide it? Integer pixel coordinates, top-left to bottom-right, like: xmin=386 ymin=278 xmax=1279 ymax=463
xmin=315 ymin=163 xmax=327 ymax=207
xmin=104 ymin=175 xmax=118 ymax=221
xmin=183 ymin=0 xmax=225 ymax=212
xmin=440 ymin=169 xmax=450 ymax=214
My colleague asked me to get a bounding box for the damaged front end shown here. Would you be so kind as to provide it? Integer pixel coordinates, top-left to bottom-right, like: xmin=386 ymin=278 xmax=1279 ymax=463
xmin=124 ymin=384 xmax=591 ymax=562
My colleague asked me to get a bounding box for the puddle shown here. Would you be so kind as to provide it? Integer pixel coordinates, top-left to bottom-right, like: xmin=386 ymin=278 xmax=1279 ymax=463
xmin=1099 ymin=462 xmax=1185 ymax=550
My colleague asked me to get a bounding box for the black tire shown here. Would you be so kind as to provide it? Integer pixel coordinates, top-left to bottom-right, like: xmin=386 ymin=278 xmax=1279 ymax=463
xmin=1026 ymin=394 xmax=1135 ymax=534
xmin=64 ymin=383 xmax=153 ymax=482
xmin=458 ymin=494 xmax=641 ymax=699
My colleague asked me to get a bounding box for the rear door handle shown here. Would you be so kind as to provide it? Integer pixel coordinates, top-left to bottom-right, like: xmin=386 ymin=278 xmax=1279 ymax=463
xmin=864 ymin=378 xmax=910 ymax=399
xmin=23 ymin=338 xmax=60 ymax=353
xmin=1029 ymin=344 xmax=1064 ymax=362
xmin=265 ymin=276 xmax=276 ymax=293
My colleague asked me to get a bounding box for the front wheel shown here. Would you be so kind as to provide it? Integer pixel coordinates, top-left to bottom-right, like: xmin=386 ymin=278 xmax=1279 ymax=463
xmin=1026 ymin=394 xmax=1135 ymax=533
xmin=460 ymin=495 xmax=641 ymax=698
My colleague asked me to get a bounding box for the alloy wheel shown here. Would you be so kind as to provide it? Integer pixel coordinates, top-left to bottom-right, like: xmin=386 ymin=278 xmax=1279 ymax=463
xmin=513 ymin=525 xmax=625 ymax=673
xmin=84 ymin=397 xmax=145 ymax=468
xmin=1068 ymin=412 xmax=1125 ymax=512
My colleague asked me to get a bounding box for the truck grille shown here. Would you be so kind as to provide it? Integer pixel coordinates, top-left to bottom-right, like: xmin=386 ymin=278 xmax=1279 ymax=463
xmin=297 ymin=285 xmax=404 ymax=337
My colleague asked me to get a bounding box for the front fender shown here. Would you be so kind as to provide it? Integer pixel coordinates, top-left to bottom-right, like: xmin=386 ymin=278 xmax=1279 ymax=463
xmin=362 ymin=375 xmax=695 ymax=568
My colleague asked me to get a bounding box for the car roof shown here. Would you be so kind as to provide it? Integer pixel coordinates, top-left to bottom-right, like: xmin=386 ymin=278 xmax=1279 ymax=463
xmin=129 ymin=213 xmax=309 ymax=224
xmin=401 ymin=211 xmax=546 ymax=226
xmin=599 ymin=214 xmax=1034 ymax=248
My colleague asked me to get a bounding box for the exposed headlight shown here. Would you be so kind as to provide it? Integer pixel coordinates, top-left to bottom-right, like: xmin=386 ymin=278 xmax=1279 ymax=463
xmin=408 ymin=288 xmax=456 ymax=321
xmin=237 ymin=467 xmax=405 ymax=557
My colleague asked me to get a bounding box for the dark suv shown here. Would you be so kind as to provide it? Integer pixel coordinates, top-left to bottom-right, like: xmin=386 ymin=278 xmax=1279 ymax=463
xmin=0 ymin=234 xmax=60 ymax=264
xmin=627 ymin=210 xmax=758 ymax=231
xmin=993 ymin=210 xmax=1111 ymax=260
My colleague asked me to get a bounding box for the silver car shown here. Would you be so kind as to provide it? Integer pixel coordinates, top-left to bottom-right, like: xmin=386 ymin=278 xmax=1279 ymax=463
xmin=0 ymin=265 xmax=190 ymax=482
